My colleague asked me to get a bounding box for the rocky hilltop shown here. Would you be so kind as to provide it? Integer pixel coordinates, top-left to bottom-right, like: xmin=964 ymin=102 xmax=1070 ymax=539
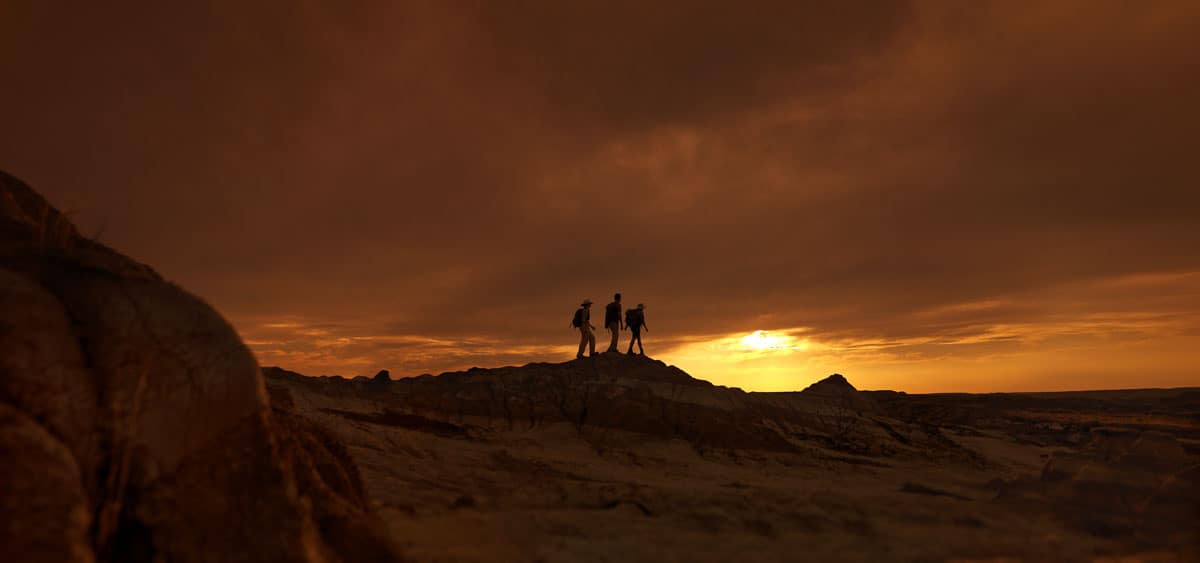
xmin=268 ymin=355 xmax=938 ymax=458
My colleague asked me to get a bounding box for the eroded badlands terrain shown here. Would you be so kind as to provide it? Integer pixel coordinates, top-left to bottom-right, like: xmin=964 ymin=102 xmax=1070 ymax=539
xmin=266 ymin=358 xmax=1200 ymax=562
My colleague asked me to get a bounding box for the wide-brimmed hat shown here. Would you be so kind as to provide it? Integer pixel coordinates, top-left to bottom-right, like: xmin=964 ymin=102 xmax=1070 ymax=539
xmin=637 ymin=303 xmax=645 ymax=309
xmin=581 ymin=299 xmax=593 ymax=305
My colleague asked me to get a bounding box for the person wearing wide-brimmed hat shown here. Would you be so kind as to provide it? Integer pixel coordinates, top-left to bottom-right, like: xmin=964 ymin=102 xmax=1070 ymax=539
xmin=571 ymin=299 xmax=596 ymax=358
xmin=625 ymin=303 xmax=648 ymax=355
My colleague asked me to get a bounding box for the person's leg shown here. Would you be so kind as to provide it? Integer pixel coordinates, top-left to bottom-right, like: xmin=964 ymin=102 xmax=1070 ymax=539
xmin=577 ymin=329 xmax=587 ymax=358
xmin=588 ymin=329 xmax=596 ymax=356
xmin=638 ymin=333 xmax=644 ymax=355
xmin=607 ymin=322 xmax=619 ymax=352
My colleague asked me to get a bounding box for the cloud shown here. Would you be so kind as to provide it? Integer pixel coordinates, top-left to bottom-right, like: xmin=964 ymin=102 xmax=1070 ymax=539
xmin=1 ymin=1 xmax=1197 ymax=389
xmin=475 ymin=1 xmax=915 ymax=132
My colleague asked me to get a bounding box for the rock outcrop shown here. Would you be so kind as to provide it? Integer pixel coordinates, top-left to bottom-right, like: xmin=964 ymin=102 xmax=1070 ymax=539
xmin=0 ymin=170 xmax=401 ymax=562
xmin=265 ymin=355 xmax=953 ymax=459
xmin=1033 ymin=428 xmax=1200 ymax=545
xmin=798 ymin=372 xmax=876 ymax=412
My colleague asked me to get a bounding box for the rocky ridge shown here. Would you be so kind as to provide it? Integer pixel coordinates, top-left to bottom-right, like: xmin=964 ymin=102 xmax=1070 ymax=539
xmin=267 ymin=355 xmax=977 ymax=461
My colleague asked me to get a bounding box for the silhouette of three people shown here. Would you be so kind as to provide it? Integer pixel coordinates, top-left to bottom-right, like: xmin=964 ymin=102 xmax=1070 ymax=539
xmin=572 ymin=292 xmax=649 ymax=358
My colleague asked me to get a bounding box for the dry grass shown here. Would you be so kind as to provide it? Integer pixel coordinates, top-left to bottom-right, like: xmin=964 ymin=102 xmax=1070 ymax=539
xmin=33 ymin=199 xmax=79 ymax=252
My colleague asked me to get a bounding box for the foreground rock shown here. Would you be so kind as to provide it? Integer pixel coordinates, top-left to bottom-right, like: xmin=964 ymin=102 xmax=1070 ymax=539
xmin=0 ymin=170 xmax=401 ymax=562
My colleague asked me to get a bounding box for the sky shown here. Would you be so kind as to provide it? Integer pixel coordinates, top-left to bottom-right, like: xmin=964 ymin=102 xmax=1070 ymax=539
xmin=1 ymin=1 xmax=1197 ymax=393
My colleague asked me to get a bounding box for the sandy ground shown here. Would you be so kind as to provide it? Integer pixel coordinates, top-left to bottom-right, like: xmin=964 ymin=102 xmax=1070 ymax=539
xmin=265 ymin=358 xmax=1199 ymax=562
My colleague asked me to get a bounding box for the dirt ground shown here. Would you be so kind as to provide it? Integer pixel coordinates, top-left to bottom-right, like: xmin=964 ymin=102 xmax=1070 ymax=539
xmin=265 ymin=357 xmax=1200 ymax=562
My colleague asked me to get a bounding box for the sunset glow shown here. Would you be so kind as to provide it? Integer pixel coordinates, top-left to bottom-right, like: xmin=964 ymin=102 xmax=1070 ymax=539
xmin=4 ymin=2 xmax=1197 ymax=394
xmin=740 ymin=330 xmax=798 ymax=351
xmin=238 ymin=267 xmax=1200 ymax=393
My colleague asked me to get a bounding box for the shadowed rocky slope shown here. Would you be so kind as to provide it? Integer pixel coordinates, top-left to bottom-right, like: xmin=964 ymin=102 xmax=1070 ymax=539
xmin=0 ymin=170 xmax=402 ymax=562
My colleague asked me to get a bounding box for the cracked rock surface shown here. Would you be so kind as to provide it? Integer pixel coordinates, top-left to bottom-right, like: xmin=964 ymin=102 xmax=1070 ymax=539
xmin=0 ymin=170 xmax=402 ymax=563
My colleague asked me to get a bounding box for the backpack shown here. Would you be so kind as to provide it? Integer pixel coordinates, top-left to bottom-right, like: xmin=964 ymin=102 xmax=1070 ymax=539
xmin=625 ymin=308 xmax=642 ymax=327
xmin=605 ymin=302 xmax=620 ymax=325
xmin=572 ymin=308 xmax=583 ymax=328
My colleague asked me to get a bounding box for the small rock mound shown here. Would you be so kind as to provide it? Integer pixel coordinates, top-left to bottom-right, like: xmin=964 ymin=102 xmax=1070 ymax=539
xmin=801 ymin=373 xmax=856 ymax=394
xmin=800 ymin=373 xmax=875 ymax=412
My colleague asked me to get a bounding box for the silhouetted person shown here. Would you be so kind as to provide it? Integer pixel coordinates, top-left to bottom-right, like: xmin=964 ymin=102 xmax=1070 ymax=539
xmin=625 ymin=303 xmax=648 ymax=355
xmin=605 ymin=293 xmax=623 ymax=352
xmin=572 ymin=299 xmax=596 ymax=358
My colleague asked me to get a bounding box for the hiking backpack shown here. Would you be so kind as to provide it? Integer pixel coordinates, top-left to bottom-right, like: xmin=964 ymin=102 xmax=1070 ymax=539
xmin=572 ymin=308 xmax=583 ymax=328
xmin=605 ymin=301 xmax=620 ymax=325
xmin=624 ymin=308 xmax=640 ymax=327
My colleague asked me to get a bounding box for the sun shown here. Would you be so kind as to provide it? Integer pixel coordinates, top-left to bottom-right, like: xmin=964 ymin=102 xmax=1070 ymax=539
xmin=740 ymin=330 xmax=793 ymax=351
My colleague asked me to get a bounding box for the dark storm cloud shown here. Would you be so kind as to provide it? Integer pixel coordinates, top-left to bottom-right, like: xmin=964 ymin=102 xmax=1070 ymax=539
xmin=476 ymin=1 xmax=914 ymax=131
xmin=1 ymin=1 xmax=1197 ymax=384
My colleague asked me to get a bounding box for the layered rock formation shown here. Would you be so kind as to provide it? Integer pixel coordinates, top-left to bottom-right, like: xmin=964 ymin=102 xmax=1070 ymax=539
xmin=1028 ymin=427 xmax=1199 ymax=546
xmin=0 ymin=170 xmax=401 ymax=562
xmin=265 ymin=354 xmax=965 ymax=460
